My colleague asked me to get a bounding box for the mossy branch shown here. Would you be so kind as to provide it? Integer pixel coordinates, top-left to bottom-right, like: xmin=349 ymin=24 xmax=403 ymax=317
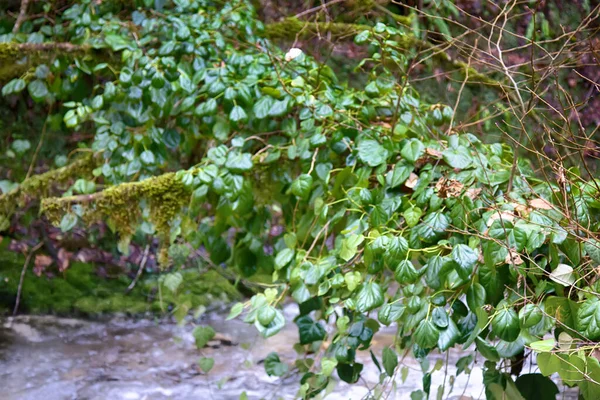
xmin=41 ymin=172 xmax=189 ymax=264
xmin=0 ymin=153 xmax=100 ymax=225
xmin=0 ymin=42 xmax=104 ymax=81
xmin=265 ymin=18 xmax=501 ymax=89
xmin=265 ymin=18 xmax=373 ymax=40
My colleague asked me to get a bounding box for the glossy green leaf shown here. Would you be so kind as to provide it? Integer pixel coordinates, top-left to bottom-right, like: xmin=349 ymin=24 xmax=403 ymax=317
xmin=492 ymin=306 xmax=520 ymax=342
xmin=382 ymin=347 xmax=398 ymax=376
xmin=414 ymin=320 xmax=439 ymax=349
xmin=357 ymin=140 xmax=389 ymax=167
xmin=193 ymin=325 xmax=216 ymax=348
xmin=264 ymin=352 xmax=288 ymax=376
xmin=355 ymin=282 xmax=384 ymax=312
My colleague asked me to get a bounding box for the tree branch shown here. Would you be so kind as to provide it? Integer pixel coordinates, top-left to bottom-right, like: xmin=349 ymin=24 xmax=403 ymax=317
xmin=12 ymin=0 xmax=30 ymax=34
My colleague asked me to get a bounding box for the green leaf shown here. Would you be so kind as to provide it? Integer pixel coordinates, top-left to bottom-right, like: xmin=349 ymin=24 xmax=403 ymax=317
xmin=60 ymin=213 xmax=77 ymax=232
xmin=28 ymin=80 xmax=48 ymax=102
xmin=264 ymin=352 xmax=288 ymax=376
xmin=340 ymin=234 xmax=364 ymax=262
xmin=451 ymin=244 xmax=478 ymax=279
xmin=225 ymin=152 xmax=253 ymax=172
xmin=257 ymin=305 xmax=277 ymax=326
xmin=443 ymin=146 xmax=472 ymax=169
xmin=437 ymin=319 xmax=460 ymax=351
xmin=357 ymin=140 xmax=389 ymax=167
xmin=140 ymin=150 xmax=155 ymax=165
xmin=296 ymin=315 xmax=326 ymax=344
xmin=321 ymin=357 xmax=338 ymax=376
xmin=386 ymin=163 xmax=413 ymax=188
xmin=11 ymin=139 xmax=31 ymax=154
xmin=475 ymin=337 xmax=500 ymax=362
xmin=337 ymin=363 xmax=363 ymax=384
xmin=253 ymin=96 xmax=274 ymax=119
xmin=104 ymin=33 xmax=134 ymax=50
xmin=414 ymin=320 xmax=439 ymax=349
xmin=355 ymin=282 xmax=384 ymax=312
xmin=274 ymin=248 xmax=294 ymax=270
xmin=401 ymin=139 xmax=424 ymax=163
xmin=255 ymin=308 xmax=285 ymax=338
xmin=315 ymin=104 xmax=333 ymax=118
xmin=382 ymin=347 xmax=398 ymax=376
xmin=162 ymin=272 xmax=182 ymax=292
xmin=497 ymin=337 xmax=524 ymax=358
xmin=344 ymin=271 xmax=362 ymax=292
xmin=585 ymin=239 xmax=600 ymax=265
xmin=577 ymin=297 xmax=600 ymax=340
xmin=198 ymin=357 xmax=214 ymax=373
xmin=193 ymin=325 xmax=216 ymax=348
xmin=291 ymin=174 xmax=313 ymax=199
xmin=378 ymin=302 xmax=405 ymax=326
xmin=403 ymin=206 xmax=422 ymax=227
xmin=519 ymin=304 xmax=543 ymax=328
xmin=195 ymin=98 xmax=217 ymax=117
xmin=394 ymin=260 xmax=418 ymax=284
xmin=229 ymin=105 xmax=248 ymax=123
xmin=515 ymin=374 xmax=559 ymax=400
xmin=416 ymin=212 xmax=450 ymax=241
xmin=545 ymin=296 xmax=579 ymax=330
xmin=529 ymin=339 xmax=555 ymax=352
xmin=2 ymin=78 xmax=26 ymax=95
xmin=432 ymin=307 xmax=449 ymax=328
xmin=226 ymin=302 xmax=244 ymax=320
xmin=466 ymin=283 xmax=486 ymax=311
xmin=269 ymin=98 xmax=291 ymax=117
xmin=492 ymin=305 xmax=520 ymax=342
xmin=537 ymin=353 xmax=561 ymax=376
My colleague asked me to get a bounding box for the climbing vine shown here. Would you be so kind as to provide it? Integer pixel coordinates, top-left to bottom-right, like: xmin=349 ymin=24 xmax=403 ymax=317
xmin=2 ymin=0 xmax=600 ymax=398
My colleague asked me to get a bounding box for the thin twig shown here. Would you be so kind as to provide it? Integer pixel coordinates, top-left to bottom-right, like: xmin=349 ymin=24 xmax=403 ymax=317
xmin=13 ymin=242 xmax=43 ymax=315
xmin=12 ymin=0 xmax=30 ymax=34
xmin=26 ymin=105 xmax=53 ymax=180
xmin=126 ymin=244 xmax=150 ymax=293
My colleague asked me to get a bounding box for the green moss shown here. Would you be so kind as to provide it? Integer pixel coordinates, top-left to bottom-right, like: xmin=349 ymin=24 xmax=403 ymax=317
xmin=0 ymin=42 xmax=97 ymax=82
xmin=265 ymin=18 xmax=373 ymax=40
xmin=41 ymin=172 xmax=190 ymax=267
xmin=0 ymin=153 xmax=99 ymax=226
xmin=0 ymin=246 xmax=241 ymax=316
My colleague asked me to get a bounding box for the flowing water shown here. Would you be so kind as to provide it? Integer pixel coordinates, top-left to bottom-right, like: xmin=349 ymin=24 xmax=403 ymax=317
xmin=0 ymin=304 xmax=576 ymax=400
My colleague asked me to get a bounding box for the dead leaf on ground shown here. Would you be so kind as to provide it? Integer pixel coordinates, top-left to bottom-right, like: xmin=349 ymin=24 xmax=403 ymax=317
xmin=34 ymin=254 xmax=53 ymax=276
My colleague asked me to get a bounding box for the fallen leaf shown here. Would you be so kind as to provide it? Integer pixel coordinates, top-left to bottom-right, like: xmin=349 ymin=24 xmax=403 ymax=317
xmin=435 ymin=178 xmax=464 ymax=198
xmin=505 ymin=249 xmax=524 ymax=265
xmin=529 ymin=198 xmax=553 ymax=210
xmin=57 ymin=248 xmax=70 ymax=272
xmin=34 ymin=254 xmax=53 ymax=276
xmin=486 ymin=211 xmax=515 ymax=227
xmin=425 ymin=148 xmax=443 ymax=158
xmin=466 ymin=188 xmax=482 ymax=200
xmin=549 ymin=263 xmax=575 ymax=286
xmin=405 ymin=173 xmax=419 ymax=189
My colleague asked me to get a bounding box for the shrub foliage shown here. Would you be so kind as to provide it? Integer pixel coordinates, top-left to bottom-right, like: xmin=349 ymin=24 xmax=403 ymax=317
xmin=2 ymin=0 xmax=600 ymax=398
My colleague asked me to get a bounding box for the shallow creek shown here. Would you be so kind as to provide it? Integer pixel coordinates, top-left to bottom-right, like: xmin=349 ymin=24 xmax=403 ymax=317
xmin=0 ymin=304 xmax=575 ymax=400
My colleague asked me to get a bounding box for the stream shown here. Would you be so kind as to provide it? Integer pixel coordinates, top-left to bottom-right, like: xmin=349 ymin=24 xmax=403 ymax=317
xmin=0 ymin=304 xmax=576 ymax=400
